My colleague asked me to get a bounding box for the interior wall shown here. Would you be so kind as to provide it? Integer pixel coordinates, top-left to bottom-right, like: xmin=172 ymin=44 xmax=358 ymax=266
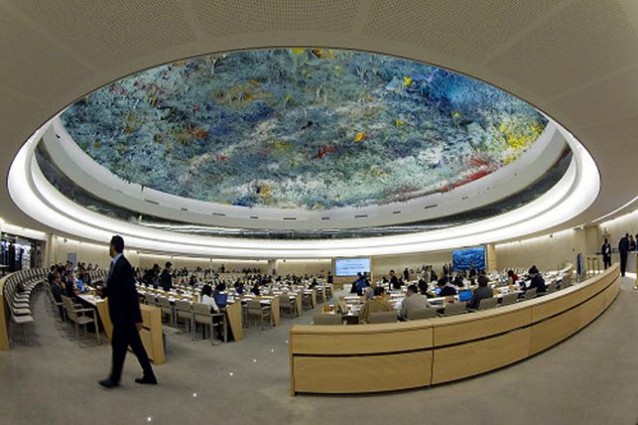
xmin=138 ymin=254 xmax=267 ymax=273
xmin=600 ymin=209 xmax=638 ymax=246
xmin=372 ymin=251 xmax=451 ymax=279
xmin=46 ymin=223 xmax=614 ymax=278
xmin=50 ymin=236 xmax=110 ymax=268
xmin=50 ymin=236 xmax=140 ymax=269
xmin=275 ymin=259 xmax=331 ymax=276
xmin=495 ymin=229 xmax=583 ymax=271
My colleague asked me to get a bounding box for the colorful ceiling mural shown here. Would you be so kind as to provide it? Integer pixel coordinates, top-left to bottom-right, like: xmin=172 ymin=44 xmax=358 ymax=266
xmin=61 ymin=48 xmax=547 ymax=210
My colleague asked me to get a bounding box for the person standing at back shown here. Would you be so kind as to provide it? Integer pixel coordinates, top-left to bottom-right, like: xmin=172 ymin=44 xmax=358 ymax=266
xmin=601 ymin=238 xmax=612 ymax=269
xmin=99 ymin=235 xmax=157 ymax=388
xmin=619 ymin=234 xmax=630 ymax=277
xmin=159 ymin=262 xmax=173 ymax=291
xmin=389 ymin=270 xmax=399 ymax=290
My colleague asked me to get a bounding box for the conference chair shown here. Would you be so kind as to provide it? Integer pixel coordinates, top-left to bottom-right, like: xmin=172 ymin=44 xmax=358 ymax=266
xmin=312 ymin=314 xmax=343 ymax=325
xmin=279 ymin=295 xmax=297 ymax=318
xmin=499 ymin=292 xmax=519 ymax=306
xmin=367 ymin=311 xmax=398 ymax=324
xmin=315 ymin=288 xmax=325 ymax=304
xmin=246 ymin=299 xmax=272 ymax=329
xmin=302 ymin=292 xmax=313 ymax=310
xmin=157 ymin=297 xmax=175 ymax=326
xmin=408 ymin=308 xmax=437 ymax=320
xmin=477 ymin=297 xmax=499 ymax=310
xmin=192 ymin=303 xmax=227 ymax=345
xmin=44 ymin=286 xmax=66 ymax=332
xmin=438 ymin=301 xmax=467 ymax=317
xmin=523 ymin=288 xmax=537 ymax=300
xmin=144 ymin=293 xmax=157 ymax=306
xmin=174 ymin=300 xmax=193 ymax=333
xmin=10 ymin=311 xmax=34 ymax=345
xmin=61 ymin=295 xmax=99 ymax=346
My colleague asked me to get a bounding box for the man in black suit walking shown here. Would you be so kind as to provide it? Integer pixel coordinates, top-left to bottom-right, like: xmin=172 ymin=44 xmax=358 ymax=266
xmin=99 ymin=235 xmax=157 ymax=388
xmin=619 ymin=234 xmax=630 ymax=277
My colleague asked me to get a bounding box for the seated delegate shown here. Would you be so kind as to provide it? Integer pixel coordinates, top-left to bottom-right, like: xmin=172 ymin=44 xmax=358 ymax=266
xmin=526 ymin=265 xmax=547 ymax=293
xmin=359 ymin=286 xmax=394 ymax=324
xmin=467 ymin=275 xmax=493 ymax=310
xmin=507 ymin=269 xmax=519 ymax=286
xmin=334 ymin=296 xmax=348 ymax=315
xmin=399 ymin=284 xmax=432 ymax=320
xmin=437 ymin=276 xmax=458 ymax=297
xmin=200 ymin=284 xmax=220 ymax=313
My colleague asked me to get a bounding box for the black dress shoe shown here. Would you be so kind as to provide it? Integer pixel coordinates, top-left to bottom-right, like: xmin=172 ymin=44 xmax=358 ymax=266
xmin=99 ymin=378 xmax=119 ymax=388
xmin=135 ymin=376 xmax=158 ymax=385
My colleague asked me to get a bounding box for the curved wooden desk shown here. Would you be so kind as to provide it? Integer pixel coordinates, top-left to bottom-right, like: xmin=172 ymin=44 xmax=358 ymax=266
xmin=289 ymin=265 xmax=619 ymax=395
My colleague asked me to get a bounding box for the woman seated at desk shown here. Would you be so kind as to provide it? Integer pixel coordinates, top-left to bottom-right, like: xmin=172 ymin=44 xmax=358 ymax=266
xmin=200 ymin=284 xmax=220 ymax=313
xmin=507 ymin=269 xmax=519 ymax=287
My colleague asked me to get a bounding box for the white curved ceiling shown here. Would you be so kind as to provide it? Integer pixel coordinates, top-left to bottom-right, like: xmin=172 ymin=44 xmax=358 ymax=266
xmin=42 ymin=117 xmax=566 ymax=231
xmin=1 ymin=0 xmax=636 ymax=249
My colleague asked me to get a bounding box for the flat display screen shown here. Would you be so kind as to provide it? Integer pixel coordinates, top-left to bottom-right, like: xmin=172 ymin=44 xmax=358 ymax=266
xmin=452 ymin=246 xmax=486 ymax=271
xmin=335 ymin=258 xmax=371 ymax=277
xmin=458 ymin=289 xmax=472 ymax=302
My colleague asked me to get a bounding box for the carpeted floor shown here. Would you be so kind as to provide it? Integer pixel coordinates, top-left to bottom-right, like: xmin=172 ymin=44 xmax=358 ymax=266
xmin=1 ymin=277 xmax=637 ymax=425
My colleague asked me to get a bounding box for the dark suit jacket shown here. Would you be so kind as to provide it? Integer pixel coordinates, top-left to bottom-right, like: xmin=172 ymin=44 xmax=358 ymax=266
xmin=468 ymin=286 xmax=493 ymax=310
xmin=159 ymin=269 xmax=172 ymax=291
xmin=103 ymin=255 xmax=142 ymax=326
xmin=528 ymin=274 xmax=546 ymax=293
xmin=51 ymin=282 xmax=63 ymax=302
xmin=619 ymin=237 xmax=630 ymax=255
xmin=439 ymin=285 xmax=457 ymax=297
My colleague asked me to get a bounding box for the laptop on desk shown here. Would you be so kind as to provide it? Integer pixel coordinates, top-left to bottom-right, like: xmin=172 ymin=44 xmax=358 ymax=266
xmin=458 ymin=289 xmax=472 ymax=302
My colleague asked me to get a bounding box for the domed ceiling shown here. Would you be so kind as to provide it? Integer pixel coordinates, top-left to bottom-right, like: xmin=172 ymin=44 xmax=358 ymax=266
xmin=60 ymin=48 xmax=547 ymax=211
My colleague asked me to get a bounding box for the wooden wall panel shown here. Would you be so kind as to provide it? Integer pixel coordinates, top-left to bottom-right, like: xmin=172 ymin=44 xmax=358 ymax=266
xmin=530 ymin=267 xmax=616 ymax=323
xmin=433 ymin=306 xmax=530 ymax=346
xmin=290 ymin=266 xmax=619 ymax=394
xmin=292 ymin=323 xmax=433 ymax=355
xmin=432 ymin=328 xmax=530 ymax=384
xmin=0 ymin=293 xmax=9 ymax=351
xmin=293 ymin=351 xmax=432 ymax=394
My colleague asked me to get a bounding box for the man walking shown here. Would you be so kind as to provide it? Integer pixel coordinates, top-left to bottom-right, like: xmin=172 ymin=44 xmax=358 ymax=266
xmin=601 ymin=238 xmax=612 ymax=269
xmin=619 ymin=234 xmax=630 ymax=277
xmin=99 ymin=235 xmax=157 ymax=388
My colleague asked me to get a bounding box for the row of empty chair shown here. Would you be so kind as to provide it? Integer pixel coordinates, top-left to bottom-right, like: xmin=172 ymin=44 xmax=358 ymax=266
xmin=1 ymin=268 xmax=48 ymax=345
xmin=44 ymin=287 xmax=101 ymax=346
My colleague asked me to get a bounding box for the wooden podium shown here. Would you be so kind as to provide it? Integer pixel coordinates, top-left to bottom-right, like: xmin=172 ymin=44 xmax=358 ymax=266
xmin=96 ymin=300 xmax=165 ymax=365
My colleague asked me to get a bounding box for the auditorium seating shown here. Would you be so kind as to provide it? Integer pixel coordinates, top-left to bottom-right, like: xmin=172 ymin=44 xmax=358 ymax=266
xmin=0 ymin=268 xmax=48 ymax=346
